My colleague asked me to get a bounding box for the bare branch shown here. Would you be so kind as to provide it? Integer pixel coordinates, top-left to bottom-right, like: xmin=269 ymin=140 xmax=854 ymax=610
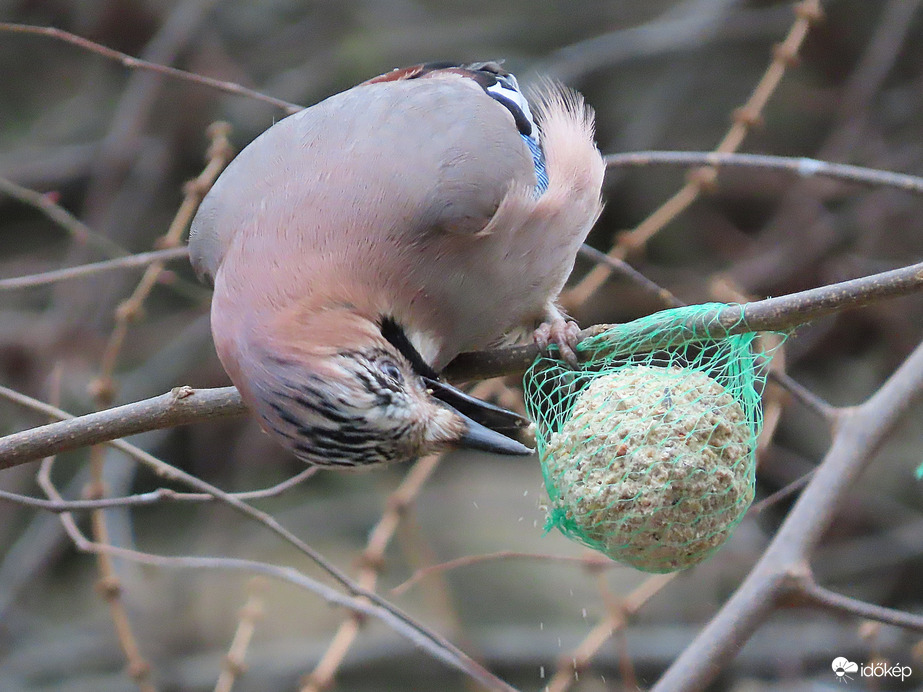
xmin=0 ymin=23 xmax=303 ymax=114
xmin=302 ymin=454 xmax=443 ymax=692
xmin=0 ymin=467 xmax=317 ymax=512
xmin=604 ymin=151 xmax=923 ymax=194
xmin=0 ymin=176 xmax=126 ymax=257
xmin=214 ymin=578 xmax=267 ymax=692
xmin=547 ymin=573 xmax=676 ymax=692
xmin=0 ymin=247 xmax=189 ymax=291
xmin=0 ymin=385 xmax=246 ymax=471
xmin=447 ymin=261 xmax=923 ymax=382
xmin=392 ymin=551 xmax=612 ymax=597
xmin=37 ymin=511 xmax=509 ymax=689
xmin=796 ymin=576 xmax=923 ymax=633
xmin=1 ymin=262 xmax=921 ymax=469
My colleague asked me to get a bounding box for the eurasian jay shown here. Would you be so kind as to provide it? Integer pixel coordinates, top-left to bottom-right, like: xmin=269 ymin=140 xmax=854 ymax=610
xmin=189 ymin=61 xmax=605 ymax=468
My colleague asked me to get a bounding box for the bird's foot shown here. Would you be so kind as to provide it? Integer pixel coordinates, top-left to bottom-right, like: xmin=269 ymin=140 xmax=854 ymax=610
xmin=533 ymin=317 xmax=581 ymax=367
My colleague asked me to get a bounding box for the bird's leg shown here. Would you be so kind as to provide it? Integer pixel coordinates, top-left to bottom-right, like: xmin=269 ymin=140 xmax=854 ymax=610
xmin=533 ymin=303 xmax=581 ymax=367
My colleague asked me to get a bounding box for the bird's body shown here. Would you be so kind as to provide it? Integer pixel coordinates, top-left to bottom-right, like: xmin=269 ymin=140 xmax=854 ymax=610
xmin=190 ymin=62 xmax=605 ymax=468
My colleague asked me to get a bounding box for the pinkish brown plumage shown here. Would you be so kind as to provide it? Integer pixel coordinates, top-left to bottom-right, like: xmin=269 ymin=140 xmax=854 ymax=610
xmin=189 ymin=62 xmax=604 ymax=467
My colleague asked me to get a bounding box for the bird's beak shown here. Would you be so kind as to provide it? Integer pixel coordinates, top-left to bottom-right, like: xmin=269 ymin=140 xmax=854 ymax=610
xmin=423 ymin=377 xmax=534 ymax=456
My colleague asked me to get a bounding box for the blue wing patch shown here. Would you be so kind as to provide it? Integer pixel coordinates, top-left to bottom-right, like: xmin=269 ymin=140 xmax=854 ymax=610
xmin=523 ymin=134 xmax=549 ymax=197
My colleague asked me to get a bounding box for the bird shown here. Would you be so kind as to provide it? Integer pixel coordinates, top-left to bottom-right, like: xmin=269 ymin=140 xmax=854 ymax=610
xmin=188 ymin=61 xmax=605 ymax=468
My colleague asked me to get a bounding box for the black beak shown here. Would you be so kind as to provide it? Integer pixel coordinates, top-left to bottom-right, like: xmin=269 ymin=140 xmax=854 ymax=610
xmin=423 ymin=377 xmax=534 ymax=456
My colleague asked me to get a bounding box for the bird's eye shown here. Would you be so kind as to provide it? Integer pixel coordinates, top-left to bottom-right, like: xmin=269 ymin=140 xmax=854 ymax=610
xmin=380 ymin=360 xmax=403 ymax=383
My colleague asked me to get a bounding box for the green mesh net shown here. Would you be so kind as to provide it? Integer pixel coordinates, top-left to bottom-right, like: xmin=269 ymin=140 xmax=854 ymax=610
xmin=523 ymin=304 xmax=787 ymax=573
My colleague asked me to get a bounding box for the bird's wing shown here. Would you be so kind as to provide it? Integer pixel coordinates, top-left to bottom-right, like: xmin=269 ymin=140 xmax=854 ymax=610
xmin=188 ymin=75 xmax=536 ymax=285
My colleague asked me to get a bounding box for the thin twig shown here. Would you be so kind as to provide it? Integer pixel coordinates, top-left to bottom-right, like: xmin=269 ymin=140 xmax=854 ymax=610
xmin=537 ymin=2 xmax=793 ymax=83
xmin=392 ymin=551 xmax=612 ymax=597
xmin=0 ymin=467 xmax=317 ymax=511
xmin=0 ymin=23 xmax=302 ymax=114
xmin=0 ymin=176 xmax=126 ymax=257
xmin=214 ymin=577 xmax=267 ymax=692
xmin=37 ymin=462 xmax=157 ymax=691
xmin=91 ymin=122 xmax=233 ymax=406
xmin=796 ymin=577 xmax=923 ymax=633
xmin=301 ymin=454 xmax=444 ymax=692
xmin=84 ymin=124 xmax=234 ymax=691
xmin=546 ymin=573 xmax=676 ymax=692
xmin=0 ymin=246 xmax=189 ymax=291
xmin=749 ymin=470 xmax=814 ymax=513
xmin=565 ymin=0 xmax=824 ymax=307
xmin=603 ymin=151 xmax=923 ymax=194
xmin=575 ymin=244 xmax=683 ymax=307
xmin=80 ymin=0 xmax=224 ymax=226
xmin=768 ymin=371 xmax=838 ymax=423
xmin=576 ymin=256 xmax=836 ymax=426
xmin=36 ymin=368 xmax=158 ymax=689
xmin=32 ymin=494 xmax=508 ymax=688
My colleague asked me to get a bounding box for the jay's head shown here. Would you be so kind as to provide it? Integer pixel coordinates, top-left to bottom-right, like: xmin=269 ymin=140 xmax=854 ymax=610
xmin=224 ymin=308 xmax=532 ymax=468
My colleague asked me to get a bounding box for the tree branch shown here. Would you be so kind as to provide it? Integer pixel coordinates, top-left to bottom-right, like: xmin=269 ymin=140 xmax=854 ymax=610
xmin=604 ymin=150 xmax=923 ymax=194
xmin=0 ymin=23 xmax=302 ymax=114
xmin=795 ymin=576 xmax=923 ymax=633
xmin=1 ymin=261 xmax=921 ymax=470
xmin=0 ymin=247 xmax=189 ymax=291
xmin=0 ymin=385 xmax=245 ymax=471
xmin=445 ymin=260 xmax=923 ymax=381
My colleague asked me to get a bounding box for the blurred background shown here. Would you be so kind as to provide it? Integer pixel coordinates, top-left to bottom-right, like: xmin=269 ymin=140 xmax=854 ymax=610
xmin=1 ymin=0 xmax=922 ymax=690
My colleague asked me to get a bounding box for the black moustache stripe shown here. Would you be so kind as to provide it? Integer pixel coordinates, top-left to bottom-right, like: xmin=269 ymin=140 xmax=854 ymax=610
xmin=378 ymin=316 xmax=439 ymax=380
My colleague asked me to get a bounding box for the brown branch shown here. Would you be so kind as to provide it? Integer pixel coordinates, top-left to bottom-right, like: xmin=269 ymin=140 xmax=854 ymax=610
xmin=30 ymin=494 xmax=502 ymax=688
xmin=0 ymin=23 xmax=302 ymax=114
xmin=301 ymin=454 xmax=444 ymax=692
xmin=0 ymin=246 xmax=190 ymax=291
xmin=603 ymin=151 xmax=923 ymax=194
xmin=0 ymin=384 xmax=246 ymax=471
xmin=78 ymin=124 xmax=234 ymax=674
xmin=538 ymin=4 xmax=795 ymax=83
xmin=0 ymin=176 xmax=126 ymax=257
xmin=392 ymin=551 xmax=612 ymax=597
xmin=795 ymin=576 xmax=923 ymax=633
xmin=37 ymin=452 xmax=157 ymax=691
xmin=547 ymin=573 xmax=676 ymax=692
xmin=1 ymin=261 xmax=921 ymax=469
xmin=92 ymin=122 xmax=233 ymax=406
xmin=446 ymin=261 xmax=923 ymax=382
xmin=0 ymin=467 xmax=317 ymax=512
xmin=79 ymin=0 xmax=224 ymax=225
xmin=35 ymin=368 xmax=159 ymax=690
xmin=214 ymin=578 xmax=267 ymax=692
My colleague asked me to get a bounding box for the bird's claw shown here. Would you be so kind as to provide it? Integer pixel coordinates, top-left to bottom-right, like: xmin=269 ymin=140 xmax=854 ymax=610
xmin=534 ymin=319 xmax=581 ymax=367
